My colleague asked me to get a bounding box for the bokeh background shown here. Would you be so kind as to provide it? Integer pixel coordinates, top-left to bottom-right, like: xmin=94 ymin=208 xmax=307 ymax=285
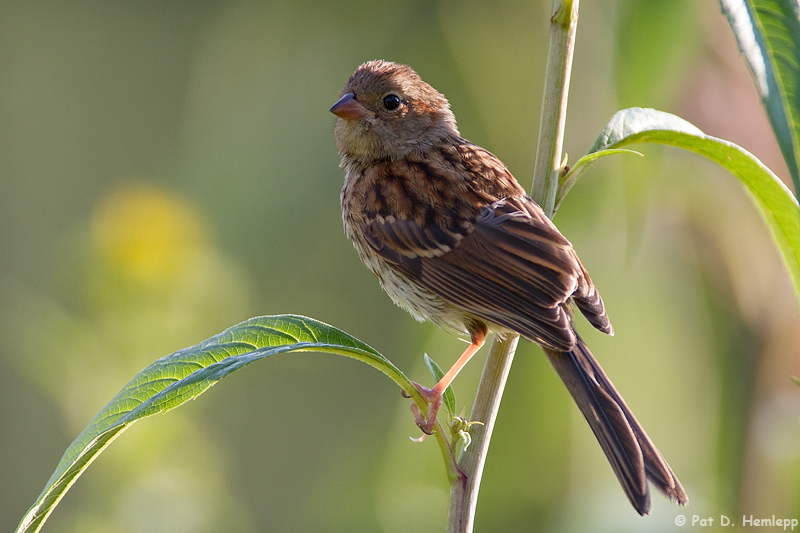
xmin=2 ymin=0 xmax=799 ymax=531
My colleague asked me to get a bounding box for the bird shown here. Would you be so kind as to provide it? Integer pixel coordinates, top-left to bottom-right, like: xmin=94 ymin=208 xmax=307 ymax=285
xmin=330 ymin=59 xmax=687 ymax=515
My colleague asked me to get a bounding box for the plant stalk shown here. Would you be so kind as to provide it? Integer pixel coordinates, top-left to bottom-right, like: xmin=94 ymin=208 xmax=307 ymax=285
xmin=446 ymin=1 xmax=579 ymax=531
xmin=447 ymin=334 xmax=519 ymax=532
xmin=532 ymin=0 xmax=579 ymax=218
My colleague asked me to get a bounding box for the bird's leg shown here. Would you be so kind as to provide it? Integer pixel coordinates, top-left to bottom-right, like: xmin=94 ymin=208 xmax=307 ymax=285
xmin=410 ymin=330 xmax=486 ymax=434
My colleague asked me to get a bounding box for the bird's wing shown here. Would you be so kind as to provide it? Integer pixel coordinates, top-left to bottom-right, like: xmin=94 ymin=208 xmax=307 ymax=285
xmin=364 ymin=195 xmax=611 ymax=351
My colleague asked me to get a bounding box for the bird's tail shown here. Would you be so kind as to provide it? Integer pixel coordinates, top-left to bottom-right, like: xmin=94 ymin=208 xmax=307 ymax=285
xmin=543 ymin=335 xmax=688 ymax=515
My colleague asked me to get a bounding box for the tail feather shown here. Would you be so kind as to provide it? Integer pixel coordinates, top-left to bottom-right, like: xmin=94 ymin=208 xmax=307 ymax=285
xmin=544 ymin=335 xmax=688 ymax=515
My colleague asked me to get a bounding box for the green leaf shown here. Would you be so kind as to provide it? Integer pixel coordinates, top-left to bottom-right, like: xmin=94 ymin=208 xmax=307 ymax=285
xmin=16 ymin=315 xmax=415 ymax=533
xmin=720 ymin=0 xmax=800 ymax=192
xmin=588 ymin=108 xmax=800 ymax=299
xmin=423 ymin=353 xmax=457 ymax=415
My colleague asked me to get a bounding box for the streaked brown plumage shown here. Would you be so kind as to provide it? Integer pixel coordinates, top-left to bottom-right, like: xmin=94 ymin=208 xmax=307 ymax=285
xmin=331 ymin=59 xmax=687 ymax=515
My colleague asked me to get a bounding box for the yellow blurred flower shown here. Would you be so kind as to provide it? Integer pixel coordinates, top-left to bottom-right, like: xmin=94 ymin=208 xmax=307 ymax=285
xmin=91 ymin=183 xmax=206 ymax=283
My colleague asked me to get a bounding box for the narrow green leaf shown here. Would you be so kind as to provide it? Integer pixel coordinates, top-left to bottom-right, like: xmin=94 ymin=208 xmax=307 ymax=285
xmin=720 ymin=0 xmax=800 ymax=192
xmin=16 ymin=315 xmax=415 ymax=533
xmin=423 ymin=353 xmax=457 ymax=415
xmin=588 ymin=108 xmax=800 ymax=301
xmin=589 ymin=108 xmax=705 ymax=152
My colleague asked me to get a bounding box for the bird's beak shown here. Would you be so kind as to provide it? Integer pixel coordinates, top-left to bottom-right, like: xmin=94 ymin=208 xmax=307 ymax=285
xmin=330 ymin=92 xmax=367 ymax=119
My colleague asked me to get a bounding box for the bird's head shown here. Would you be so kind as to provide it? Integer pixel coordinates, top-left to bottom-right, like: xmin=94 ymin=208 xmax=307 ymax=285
xmin=331 ymin=60 xmax=459 ymax=164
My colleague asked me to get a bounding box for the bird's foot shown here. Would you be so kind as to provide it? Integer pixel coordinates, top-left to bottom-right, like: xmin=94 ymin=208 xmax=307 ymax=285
xmin=406 ymin=382 xmax=443 ymax=435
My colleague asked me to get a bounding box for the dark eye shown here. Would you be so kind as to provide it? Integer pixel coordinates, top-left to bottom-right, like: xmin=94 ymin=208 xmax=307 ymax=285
xmin=382 ymin=94 xmax=401 ymax=110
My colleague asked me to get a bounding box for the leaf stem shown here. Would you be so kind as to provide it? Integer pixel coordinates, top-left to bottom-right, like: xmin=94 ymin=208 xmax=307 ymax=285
xmin=446 ymin=1 xmax=579 ymax=531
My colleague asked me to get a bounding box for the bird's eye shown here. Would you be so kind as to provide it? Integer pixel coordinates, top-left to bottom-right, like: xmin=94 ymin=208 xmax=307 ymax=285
xmin=382 ymin=94 xmax=402 ymax=111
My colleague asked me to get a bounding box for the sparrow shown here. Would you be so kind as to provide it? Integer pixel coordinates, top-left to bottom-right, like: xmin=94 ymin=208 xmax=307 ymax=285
xmin=331 ymin=59 xmax=687 ymax=515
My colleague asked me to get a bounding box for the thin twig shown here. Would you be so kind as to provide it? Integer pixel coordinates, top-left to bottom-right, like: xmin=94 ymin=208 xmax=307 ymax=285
xmin=446 ymin=1 xmax=580 ymax=531
xmin=448 ymin=334 xmax=519 ymax=532
xmin=533 ymin=0 xmax=579 ymax=218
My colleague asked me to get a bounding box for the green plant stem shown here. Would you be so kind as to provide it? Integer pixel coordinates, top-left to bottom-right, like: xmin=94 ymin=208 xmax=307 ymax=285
xmin=446 ymin=1 xmax=579 ymax=531
xmin=532 ymin=0 xmax=579 ymax=218
xmin=448 ymin=334 xmax=519 ymax=533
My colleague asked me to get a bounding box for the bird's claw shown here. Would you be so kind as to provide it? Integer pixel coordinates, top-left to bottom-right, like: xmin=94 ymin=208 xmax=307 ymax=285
xmin=406 ymin=382 xmax=443 ymax=435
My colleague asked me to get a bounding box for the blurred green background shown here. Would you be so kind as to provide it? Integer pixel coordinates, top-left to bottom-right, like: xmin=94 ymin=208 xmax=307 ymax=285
xmin=2 ymin=0 xmax=799 ymax=531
